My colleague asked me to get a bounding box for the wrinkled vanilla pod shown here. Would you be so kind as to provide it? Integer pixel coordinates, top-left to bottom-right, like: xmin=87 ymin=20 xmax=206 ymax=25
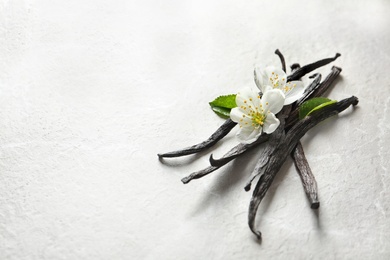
xmin=274 ymin=50 xmax=320 ymax=208
xmin=182 ymin=135 xmax=269 ymax=183
xmin=209 ymin=134 xmax=269 ymax=167
xmin=296 ymin=73 xmax=322 ymax=106
xmin=275 ymin=49 xmax=286 ymax=72
xmin=310 ymin=66 xmax=342 ymax=98
xmin=244 ymin=106 xmax=291 ymax=192
xmin=158 ymin=119 xmax=236 ymax=158
xmin=291 ymin=142 xmax=319 ymax=209
xmin=290 ymin=63 xmax=301 ymax=72
xmin=248 ymin=96 xmax=358 ymax=240
xmin=286 ymin=66 xmax=342 ymax=129
xmin=287 ymin=53 xmax=341 ymax=81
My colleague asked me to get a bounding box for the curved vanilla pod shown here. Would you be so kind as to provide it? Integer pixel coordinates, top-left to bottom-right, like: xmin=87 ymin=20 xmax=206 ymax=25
xmin=275 ymin=49 xmax=286 ymax=72
xmin=209 ymin=134 xmax=269 ymax=167
xmin=310 ymin=66 xmax=342 ymax=98
xmin=274 ymin=50 xmax=321 ymax=209
xmin=287 ymin=53 xmax=341 ymax=82
xmin=182 ymin=136 xmax=267 ymax=183
xmin=296 ymin=73 xmax=322 ymax=106
xmin=291 ymin=142 xmax=319 ymax=209
xmin=286 ymin=66 xmax=342 ymax=129
xmin=243 ymin=106 xmax=291 ymax=192
xmin=158 ymin=119 xmax=236 ymax=158
xmin=248 ymin=96 xmax=358 ymax=240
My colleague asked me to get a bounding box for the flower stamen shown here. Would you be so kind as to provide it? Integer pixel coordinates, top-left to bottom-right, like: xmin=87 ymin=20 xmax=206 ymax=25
xmin=252 ymin=112 xmax=266 ymax=127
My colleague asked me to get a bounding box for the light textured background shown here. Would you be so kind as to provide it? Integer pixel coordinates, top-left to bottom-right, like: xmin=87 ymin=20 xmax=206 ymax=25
xmin=1 ymin=0 xmax=389 ymax=259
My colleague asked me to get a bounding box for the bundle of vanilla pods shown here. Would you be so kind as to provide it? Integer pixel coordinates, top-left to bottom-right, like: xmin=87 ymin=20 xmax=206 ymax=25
xmin=158 ymin=50 xmax=358 ymax=240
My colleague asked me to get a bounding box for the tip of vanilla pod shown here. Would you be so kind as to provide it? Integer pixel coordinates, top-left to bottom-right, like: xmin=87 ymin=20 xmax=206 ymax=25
xmin=311 ymin=202 xmax=320 ymax=209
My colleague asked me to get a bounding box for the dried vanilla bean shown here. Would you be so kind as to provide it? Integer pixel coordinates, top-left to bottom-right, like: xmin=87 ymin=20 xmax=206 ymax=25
xmin=286 ymin=66 xmax=342 ymax=129
xmin=274 ymin=50 xmax=320 ymax=207
xmin=310 ymin=66 xmax=342 ymax=98
xmin=248 ymin=140 xmax=288 ymax=240
xmin=248 ymin=108 xmax=290 ymax=240
xmin=287 ymin=53 xmax=341 ymax=81
xmin=296 ymin=73 xmax=322 ymax=106
xmin=287 ymin=96 xmax=358 ymax=144
xmin=158 ymin=119 xmax=236 ymax=158
xmin=182 ymin=135 xmax=269 ymax=183
xmin=291 ymin=142 xmax=319 ymax=209
xmin=244 ymin=106 xmax=291 ymax=192
xmin=291 ymin=73 xmax=321 ymax=208
xmin=275 ymin=49 xmax=286 ymax=72
xmin=248 ymin=96 xmax=358 ymax=240
xmin=181 ymin=166 xmax=219 ymax=184
xmin=209 ymin=134 xmax=269 ymax=167
xmin=290 ymin=63 xmax=300 ymax=71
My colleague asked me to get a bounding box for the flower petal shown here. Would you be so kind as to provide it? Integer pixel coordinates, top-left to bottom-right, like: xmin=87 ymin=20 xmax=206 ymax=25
xmin=230 ymin=107 xmax=246 ymax=123
xmin=230 ymin=107 xmax=252 ymax=125
xmin=236 ymin=126 xmax=262 ymax=144
xmin=254 ymin=68 xmax=264 ymax=92
xmin=235 ymin=87 xmax=260 ymax=108
xmin=263 ymin=113 xmax=280 ymax=134
xmin=284 ymin=80 xmax=305 ymax=105
xmin=260 ymin=89 xmax=285 ymax=114
xmin=235 ymin=87 xmax=262 ymax=117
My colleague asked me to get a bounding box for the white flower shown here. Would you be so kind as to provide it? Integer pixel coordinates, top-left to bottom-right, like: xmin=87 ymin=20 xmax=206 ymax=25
xmin=230 ymin=87 xmax=285 ymax=144
xmin=255 ymin=66 xmax=305 ymax=105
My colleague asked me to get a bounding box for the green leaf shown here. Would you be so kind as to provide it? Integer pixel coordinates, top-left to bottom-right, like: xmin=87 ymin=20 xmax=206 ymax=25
xmin=209 ymin=94 xmax=237 ymax=118
xmin=299 ymin=97 xmax=337 ymax=119
xmin=209 ymin=94 xmax=237 ymax=109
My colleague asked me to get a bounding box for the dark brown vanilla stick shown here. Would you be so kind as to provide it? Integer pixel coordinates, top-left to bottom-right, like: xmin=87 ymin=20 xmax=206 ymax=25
xmin=181 ymin=166 xmax=218 ymax=184
xmin=296 ymin=73 xmax=322 ymax=106
xmin=248 ymin=139 xmax=288 ymax=240
xmin=287 ymin=53 xmax=341 ymax=82
xmin=248 ymin=108 xmax=290 ymax=240
xmin=290 ymin=63 xmax=300 ymax=71
xmin=275 ymin=49 xmax=286 ymax=72
xmin=182 ymin=135 xmax=269 ymax=184
xmin=310 ymin=66 xmax=342 ymax=98
xmin=291 ymin=142 xmax=319 ymax=209
xmin=248 ymin=96 xmax=358 ymax=240
xmin=158 ymin=119 xmax=236 ymax=158
xmin=273 ymin=50 xmax=321 ymax=209
xmin=243 ymin=106 xmax=291 ymax=192
xmin=286 ymin=66 xmax=342 ymax=129
xmin=209 ymin=134 xmax=269 ymax=167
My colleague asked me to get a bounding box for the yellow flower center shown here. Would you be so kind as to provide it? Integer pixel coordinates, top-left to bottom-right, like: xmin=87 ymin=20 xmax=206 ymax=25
xmin=251 ymin=112 xmax=266 ymax=127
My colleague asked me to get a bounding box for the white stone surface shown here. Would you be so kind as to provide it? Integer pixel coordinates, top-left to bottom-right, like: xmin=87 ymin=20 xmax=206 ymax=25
xmin=1 ymin=0 xmax=389 ymax=259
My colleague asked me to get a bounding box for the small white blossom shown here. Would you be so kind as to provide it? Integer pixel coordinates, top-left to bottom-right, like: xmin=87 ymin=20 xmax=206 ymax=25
xmin=230 ymin=87 xmax=285 ymax=144
xmin=255 ymin=66 xmax=305 ymax=105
